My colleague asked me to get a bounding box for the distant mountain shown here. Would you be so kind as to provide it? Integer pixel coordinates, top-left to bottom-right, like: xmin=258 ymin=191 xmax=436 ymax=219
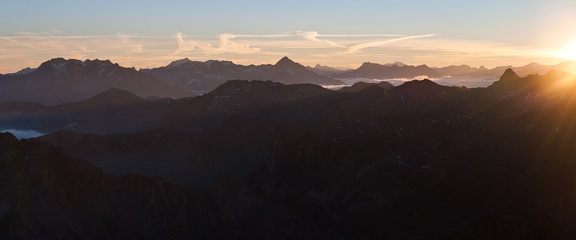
xmin=5 ymin=67 xmax=36 ymax=75
xmin=141 ymin=56 xmax=343 ymax=93
xmin=434 ymin=64 xmax=514 ymax=78
xmin=384 ymin=61 xmax=408 ymax=67
xmin=498 ymin=68 xmax=522 ymax=82
xmin=513 ymin=60 xmax=576 ymax=77
xmin=434 ymin=61 xmax=576 ymax=78
xmin=264 ymin=57 xmax=344 ymax=85
xmin=140 ymin=58 xmax=255 ymax=94
xmin=337 ymin=62 xmax=443 ymax=79
xmin=434 ymin=65 xmax=482 ymax=76
xmin=0 ymin=58 xmax=192 ymax=105
xmin=306 ymin=64 xmax=352 ymax=77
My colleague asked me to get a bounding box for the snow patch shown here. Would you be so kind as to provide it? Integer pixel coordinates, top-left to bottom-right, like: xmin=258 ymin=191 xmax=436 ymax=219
xmin=51 ymin=62 xmax=67 ymax=69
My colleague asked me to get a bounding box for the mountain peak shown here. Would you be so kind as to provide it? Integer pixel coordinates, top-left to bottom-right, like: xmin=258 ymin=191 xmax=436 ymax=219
xmin=84 ymin=59 xmax=114 ymax=67
xmin=36 ymin=58 xmax=84 ymax=72
xmin=397 ymin=79 xmax=441 ymax=89
xmin=167 ymin=58 xmax=192 ymax=68
xmin=80 ymin=88 xmax=145 ymax=106
xmin=98 ymin=87 xmax=135 ymax=95
xmin=499 ymin=68 xmax=521 ymax=81
xmin=8 ymin=67 xmax=36 ymax=76
xmin=384 ymin=62 xmax=407 ymax=67
xmin=359 ymin=62 xmax=380 ymax=67
xmin=275 ymin=56 xmax=298 ymax=67
xmin=338 ymin=81 xmax=394 ymax=93
xmin=0 ymin=132 xmax=18 ymax=146
xmin=543 ymin=69 xmax=576 ymax=80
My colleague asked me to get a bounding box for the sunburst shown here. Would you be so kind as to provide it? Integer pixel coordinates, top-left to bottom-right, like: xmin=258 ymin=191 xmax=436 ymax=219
xmin=560 ymin=41 xmax=576 ymax=60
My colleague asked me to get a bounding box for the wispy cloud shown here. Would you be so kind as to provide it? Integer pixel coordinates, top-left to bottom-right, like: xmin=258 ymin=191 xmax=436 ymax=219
xmin=174 ymin=33 xmax=262 ymax=55
xmin=117 ymin=34 xmax=143 ymax=53
xmin=0 ymin=30 xmax=569 ymax=73
xmin=345 ymin=34 xmax=436 ymax=54
xmin=296 ymin=31 xmax=345 ymax=48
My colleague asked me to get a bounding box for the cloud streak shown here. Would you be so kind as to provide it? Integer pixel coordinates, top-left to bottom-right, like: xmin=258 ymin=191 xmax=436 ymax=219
xmin=345 ymin=34 xmax=436 ymax=54
xmin=174 ymin=33 xmax=262 ymax=55
xmin=296 ymin=31 xmax=345 ymax=48
xmin=0 ymin=30 xmax=568 ymax=73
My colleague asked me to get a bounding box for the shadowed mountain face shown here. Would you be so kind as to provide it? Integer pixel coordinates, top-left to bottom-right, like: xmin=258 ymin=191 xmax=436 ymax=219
xmin=0 ymin=58 xmax=192 ymax=105
xmin=0 ymin=132 xmax=329 ymax=239
xmin=0 ymin=88 xmax=176 ymax=134
xmin=337 ymin=81 xmax=394 ymax=93
xmin=3 ymin=69 xmax=576 ymax=238
xmin=141 ymin=57 xmax=343 ymax=94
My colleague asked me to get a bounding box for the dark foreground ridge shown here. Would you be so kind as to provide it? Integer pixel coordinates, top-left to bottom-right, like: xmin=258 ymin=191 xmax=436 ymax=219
xmin=2 ymin=69 xmax=576 ymax=238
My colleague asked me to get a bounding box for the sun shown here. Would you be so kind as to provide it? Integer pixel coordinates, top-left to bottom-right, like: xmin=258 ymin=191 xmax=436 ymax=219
xmin=561 ymin=41 xmax=576 ymax=60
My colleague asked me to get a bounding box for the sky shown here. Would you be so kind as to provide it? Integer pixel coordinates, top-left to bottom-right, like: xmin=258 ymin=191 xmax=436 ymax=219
xmin=2 ymin=0 xmax=576 ymax=73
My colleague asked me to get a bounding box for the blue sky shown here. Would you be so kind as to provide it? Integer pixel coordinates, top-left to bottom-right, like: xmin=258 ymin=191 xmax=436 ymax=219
xmin=2 ymin=0 xmax=576 ymax=73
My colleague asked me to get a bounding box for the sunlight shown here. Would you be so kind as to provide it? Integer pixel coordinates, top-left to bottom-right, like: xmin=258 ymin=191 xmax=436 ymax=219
xmin=560 ymin=41 xmax=576 ymax=60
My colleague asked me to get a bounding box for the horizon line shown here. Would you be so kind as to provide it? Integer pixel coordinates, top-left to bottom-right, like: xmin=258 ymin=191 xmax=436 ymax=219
xmin=2 ymin=56 xmax=575 ymax=75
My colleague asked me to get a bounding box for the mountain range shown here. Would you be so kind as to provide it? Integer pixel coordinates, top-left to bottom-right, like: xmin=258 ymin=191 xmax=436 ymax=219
xmin=336 ymin=62 xmax=444 ymax=79
xmin=3 ymin=57 xmax=576 ymax=105
xmin=0 ymin=58 xmax=192 ymax=105
xmin=141 ymin=56 xmax=344 ymax=94
xmin=2 ymin=57 xmax=576 ymax=238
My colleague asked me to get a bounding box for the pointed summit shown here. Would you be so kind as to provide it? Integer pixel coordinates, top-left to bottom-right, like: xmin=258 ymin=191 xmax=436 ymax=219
xmin=499 ymin=68 xmax=521 ymax=81
xmin=274 ymin=56 xmax=299 ymax=68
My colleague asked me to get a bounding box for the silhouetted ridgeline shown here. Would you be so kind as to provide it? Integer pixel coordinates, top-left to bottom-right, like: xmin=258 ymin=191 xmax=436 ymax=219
xmin=2 ymin=69 xmax=576 ymax=238
xmin=3 ymin=57 xmax=575 ymax=105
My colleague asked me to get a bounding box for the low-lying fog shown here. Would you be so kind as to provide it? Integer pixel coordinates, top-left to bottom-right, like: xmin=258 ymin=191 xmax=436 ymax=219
xmin=1 ymin=129 xmax=44 ymax=139
xmin=323 ymin=76 xmax=499 ymax=90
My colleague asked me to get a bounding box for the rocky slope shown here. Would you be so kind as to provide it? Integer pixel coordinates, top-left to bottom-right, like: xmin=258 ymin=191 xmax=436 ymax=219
xmin=3 ymin=69 xmax=576 ymax=238
xmin=0 ymin=132 xmax=334 ymax=239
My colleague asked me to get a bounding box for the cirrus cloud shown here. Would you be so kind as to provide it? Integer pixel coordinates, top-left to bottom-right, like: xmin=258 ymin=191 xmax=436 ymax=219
xmin=0 ymin=30 xmax=568 ymax=73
